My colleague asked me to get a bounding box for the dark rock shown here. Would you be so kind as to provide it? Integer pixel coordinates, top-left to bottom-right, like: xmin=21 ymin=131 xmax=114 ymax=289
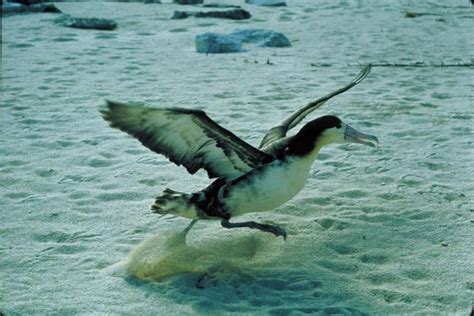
xmin=173 ymin=0 xmax=203 ymax=4
xmin=245 ymin=0 xmax=286 ymax=7
xmin=171 ymin=10 xmax=189 ymax=19
xmin=405 ymin=11 xmax=419 ymax=18
xmin=202 ymin=3 xmax=241 ymax=8
xmin=195 ymin=28 xmax=290 ymax=54
xmin=172 ymin=9 xmax=251 ymax=20
xmin=195 ymin=32 xmax=243 ymax=54
xmin=54 ymin=14 xmax=117 ymax=31
xmin=8 ymin=0 xmax=38 ymax=5
xmin=195 ymin=9 xmax=251 ymax=20
xmin=41 ymin=3 xmax=59 ymax=12
xmin=1 ymin=2 xmax=61 ymax=14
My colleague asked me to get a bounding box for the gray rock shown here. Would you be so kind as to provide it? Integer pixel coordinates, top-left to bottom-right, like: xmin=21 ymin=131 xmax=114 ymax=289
xmin=173 ymin=0 xmax=203 ymax=4
xmin=231 ymin=29 xmax=290 ymax=47
xmin=1 ymin=2 xmax=61 ymax=14
xmin=202 ymin=3 xmax=241 ymax=8
xmin=195 ymin=28 xmax=290 ymax=54
xmin=8 ymin=0 xmax=50 ymax=4
xmin=173 ymin=9 xmax=251 ymax=20
xmin=195 ymin=9 xmax=250 ymax=19
xmin=195 ymin=33 xmax=244 ymax=54
xmin=245 ymin=0 xmax=286 ymax=7
xmin=54 ymin=14 xmax=117 ymax=31
xmin=171 ymin=10 xmax=189 ymax=19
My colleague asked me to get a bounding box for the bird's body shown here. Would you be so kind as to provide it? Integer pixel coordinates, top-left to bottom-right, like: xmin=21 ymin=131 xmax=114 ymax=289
xmin=162 ymin=153 xmax=315 ymax=220
xmin=223 ymin=155 xmax=313 ymax=217
xmin=101 ymin=65 xmax=377 ymax=238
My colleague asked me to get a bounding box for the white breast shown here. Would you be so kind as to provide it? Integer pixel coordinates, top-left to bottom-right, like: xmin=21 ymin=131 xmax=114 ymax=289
xmin=222 ymin=155 xmax=315 ymax=217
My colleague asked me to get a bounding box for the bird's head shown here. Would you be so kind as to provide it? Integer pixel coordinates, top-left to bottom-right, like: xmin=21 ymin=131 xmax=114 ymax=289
xmin=287 ymin=115 xmax=378 ymax=157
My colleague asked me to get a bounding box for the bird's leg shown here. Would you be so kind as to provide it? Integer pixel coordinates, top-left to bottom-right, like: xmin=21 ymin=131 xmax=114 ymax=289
xmin=183 ymin=219 xmax=198 ymax=236
xmin=166 ymin=219 xmax=198 ymax=248
xmin=220 ymin=218 xmax=287 ymax=240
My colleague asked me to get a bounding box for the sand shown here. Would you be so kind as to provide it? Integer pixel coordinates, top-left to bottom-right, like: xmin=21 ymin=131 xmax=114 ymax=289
xmin=1 ymin=0 xmax=473 ymax=314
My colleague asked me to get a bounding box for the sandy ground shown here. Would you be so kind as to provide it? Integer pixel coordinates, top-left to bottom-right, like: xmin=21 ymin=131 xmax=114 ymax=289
xmin=1 ymin=0 xmax=473 ymax=314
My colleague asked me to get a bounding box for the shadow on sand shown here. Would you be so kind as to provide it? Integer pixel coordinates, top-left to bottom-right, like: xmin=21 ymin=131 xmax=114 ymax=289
xmin=114 ymin=228 xmax=369 ymax=315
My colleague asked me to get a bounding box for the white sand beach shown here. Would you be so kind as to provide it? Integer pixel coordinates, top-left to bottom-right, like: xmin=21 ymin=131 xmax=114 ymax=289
xmin=1 ymin=0 xmax=473 ymax=314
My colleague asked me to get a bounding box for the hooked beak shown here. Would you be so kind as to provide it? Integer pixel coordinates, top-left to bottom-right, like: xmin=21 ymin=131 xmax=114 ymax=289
xmin=344 ymin=125 xmax=379 ymax=148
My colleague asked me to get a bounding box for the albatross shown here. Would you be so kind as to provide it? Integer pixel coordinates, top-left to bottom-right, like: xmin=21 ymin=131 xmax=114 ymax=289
xmin=101 ymin=64 xmax=377 ymax=239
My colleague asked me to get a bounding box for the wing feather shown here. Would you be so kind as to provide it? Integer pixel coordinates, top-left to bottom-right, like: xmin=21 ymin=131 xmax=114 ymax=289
xmin=259 ymin=64 xmax=371 ymax=152
xmin=101 ymin=100 xmax=272 ymax=178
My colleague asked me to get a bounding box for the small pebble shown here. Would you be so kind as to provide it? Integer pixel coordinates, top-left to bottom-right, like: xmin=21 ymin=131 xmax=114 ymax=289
xmin=441 ymin=241 xmax=448 ymax=247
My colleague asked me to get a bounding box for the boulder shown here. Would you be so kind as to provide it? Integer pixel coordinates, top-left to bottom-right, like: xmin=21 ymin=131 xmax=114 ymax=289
xmin=195 ymin=28 xmax=290 ymax=54
xmin=54 ymin=14 xmax=117 ymax=31
xmin=232 ymin=29 xmax=291 ymax=47
xmin=195 ymin=9 xmax=251 ymax=19
xmin=173 ymin=0 xmax=203 ymax=4
xmin=172 ymin=8 xmax=250 ymax=20
xmin=8 ymin=0 xmax=43 ymax=5
xmin=195 ymin=33 xmax=244 ymax=54
xmin=171 ymin=10 xmax=189 ymax=19
xmin=245 ymin=0 xmax=286 ymax=7
xmin=1 ymin=2 xmax=61 ymax=14
xmin=202 ymin=4 xmax=240 ymax=8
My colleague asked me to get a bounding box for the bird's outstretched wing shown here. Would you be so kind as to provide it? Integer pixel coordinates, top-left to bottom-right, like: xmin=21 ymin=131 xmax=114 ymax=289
xmin=101 ymin=100 xmax=272 ymax=179
xmin=259 ymin=64 xmax=372 ymax=153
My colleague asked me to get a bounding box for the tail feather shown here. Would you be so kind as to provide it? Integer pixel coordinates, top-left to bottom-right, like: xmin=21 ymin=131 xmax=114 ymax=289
xmin=151 ymin=188 xmax=200 ymax=219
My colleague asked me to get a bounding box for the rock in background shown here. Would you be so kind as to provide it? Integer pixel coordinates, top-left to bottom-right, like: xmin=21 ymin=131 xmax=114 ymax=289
xmin=171 ymin=8 xmax=251 ymax=20
xmin=195 ymin=28 xmax=291 ymax=54
xmin=245 ymin=0 xmax=287 ymax=7
xmin=54 ymin=14 xmax=117 ymax=31
xmin=1 ymin=1 xmax=61 ymax=14
xmin=173 ymin=0 xmax=203 ymax=5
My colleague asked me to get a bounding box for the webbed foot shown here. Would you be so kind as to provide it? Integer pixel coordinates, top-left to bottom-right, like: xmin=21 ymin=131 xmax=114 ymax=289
xmin=221 ymin=218 xmax=287 ymax=240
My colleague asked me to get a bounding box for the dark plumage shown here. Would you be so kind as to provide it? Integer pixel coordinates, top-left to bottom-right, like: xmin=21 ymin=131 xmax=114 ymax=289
xmin=287 ymin=116 xmax=342 ymax=156
xmin=101 ymin=102 xmax=272 ymax=178
xmin=101 ymin=65 xmax=376 ymax=238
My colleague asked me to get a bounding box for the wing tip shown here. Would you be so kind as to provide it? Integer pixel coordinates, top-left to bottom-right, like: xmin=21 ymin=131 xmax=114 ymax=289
xmin=99 ymin=100 xmax=114 ymax=123
xmin=100 ymin=99 xmax=142 ymax=123
xmin=353 ymin=64 xmax=372 ymax=84
xmin=100 ymin=99 xmax=126 ymax=111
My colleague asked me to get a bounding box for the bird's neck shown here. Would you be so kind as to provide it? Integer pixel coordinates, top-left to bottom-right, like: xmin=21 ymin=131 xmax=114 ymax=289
xmin=305 ymin=142 xmax=324 ymax=162
xmin=286 ymin=142 xmax=324 ymax=166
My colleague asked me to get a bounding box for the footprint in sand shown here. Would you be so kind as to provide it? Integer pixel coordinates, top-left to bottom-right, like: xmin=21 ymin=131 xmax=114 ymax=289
xmin=95 ymin=33 xmax=117 ymax=40
xmin=402 ymin=268 xmax=430 ymax=281
xmin=169 ymin=27 xmax=188 ymax=33
xmin=96 ymin=191 xmax=147 ymax=202
xmin=52 ymin=35 xmax=78 ymax=43
xmin=34 ymin=231 xmax=99 ymax=248
xmin=68 ymin=190 xmax=90 ymax=200
xmin=34 ymin=169 xmax=57 ymax=178
xmin=317 ymin=260 xmax=359 ymax=274
xmin=365 ymin=272 xmax=401 ymax=285
xmin=270 ymin=306 xmax=368 ymax=315
xmin=403 ymin=209 xmax=432 ymax=221
xmin=5 ymin=192 xmax=30 ymax=200
xmin=358 ymin=253 xmax=391 ymax=265
xmin=370 ymin=288 xmax=412 ymax=304
xmin=336 ymin=189 xmax=369 ymax=199
xmin=326 ymin=242 xmax=358 ymax=255
xmin=315 ymin=217 xmax=351 ymax=230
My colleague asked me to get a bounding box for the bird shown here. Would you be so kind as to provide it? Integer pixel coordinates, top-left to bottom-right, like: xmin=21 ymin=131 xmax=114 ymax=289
xmin=100 ymin=64 xmax=377 ymax=239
